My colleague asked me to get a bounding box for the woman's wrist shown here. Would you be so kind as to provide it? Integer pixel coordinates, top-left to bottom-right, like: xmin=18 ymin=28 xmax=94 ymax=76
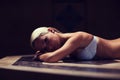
xmin=33 ymin=51 xmax=43 ymax=61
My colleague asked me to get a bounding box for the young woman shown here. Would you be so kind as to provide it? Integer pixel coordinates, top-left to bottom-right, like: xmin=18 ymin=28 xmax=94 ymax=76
xmin=30 ymin=27 xmax=120 ymax=62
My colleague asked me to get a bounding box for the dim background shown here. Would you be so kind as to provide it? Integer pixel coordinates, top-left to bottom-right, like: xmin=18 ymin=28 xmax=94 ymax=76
xmin=0 ymin=0 xmax=120 ymax=58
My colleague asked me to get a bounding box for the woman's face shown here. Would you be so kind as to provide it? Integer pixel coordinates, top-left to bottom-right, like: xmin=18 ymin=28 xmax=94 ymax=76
xmin=34 ymin=32 xmax=61 ymax=52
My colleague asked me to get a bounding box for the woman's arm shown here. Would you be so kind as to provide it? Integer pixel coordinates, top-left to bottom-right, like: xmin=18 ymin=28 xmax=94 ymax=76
xmin=39 ymin=32 xmax=93 ymax=62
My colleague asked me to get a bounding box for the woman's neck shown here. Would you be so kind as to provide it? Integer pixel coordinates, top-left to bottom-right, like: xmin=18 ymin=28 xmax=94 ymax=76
xmin=55 ymin=32 xmax=72 ymax=46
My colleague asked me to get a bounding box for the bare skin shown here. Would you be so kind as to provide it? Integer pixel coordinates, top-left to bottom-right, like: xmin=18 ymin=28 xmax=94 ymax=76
xmin=33 ymin=28 xmax=120 ymax=62
xmin=96 ymin=37 xmax=120 ymax=59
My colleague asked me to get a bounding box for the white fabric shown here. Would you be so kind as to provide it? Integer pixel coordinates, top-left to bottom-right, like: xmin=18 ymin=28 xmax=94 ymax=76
xmin=77 ymin=36 xmax=98 ymax=60
xmin=30 ymin=27 xmax=48 ymax=46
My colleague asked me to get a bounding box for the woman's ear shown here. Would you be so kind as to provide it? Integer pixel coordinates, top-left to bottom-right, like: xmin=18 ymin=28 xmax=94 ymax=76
xmin=48 ymin=27 xmax=61 ymax=33
xmin=48 ymin=27 xmax=55 ymax=33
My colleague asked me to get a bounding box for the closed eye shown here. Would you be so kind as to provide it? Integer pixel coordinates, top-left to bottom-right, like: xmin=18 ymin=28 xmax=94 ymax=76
xmin=44 ymin=37 xmax=49 ymax=44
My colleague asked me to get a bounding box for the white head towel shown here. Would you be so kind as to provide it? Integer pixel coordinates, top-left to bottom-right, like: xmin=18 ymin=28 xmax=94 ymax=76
xmin=30 ymin=27 xmax=49 ymax=47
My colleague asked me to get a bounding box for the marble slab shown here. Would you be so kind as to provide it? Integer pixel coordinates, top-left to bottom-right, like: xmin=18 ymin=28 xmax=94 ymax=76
xmin=0 ymin=55 xmax=120 ymax=80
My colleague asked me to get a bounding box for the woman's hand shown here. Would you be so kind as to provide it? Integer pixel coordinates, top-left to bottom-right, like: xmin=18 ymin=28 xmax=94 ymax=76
xmin=33 ymin=51 xmax=57 ymax=62
xmin=33 ymin=51 xmax=43 ymax=61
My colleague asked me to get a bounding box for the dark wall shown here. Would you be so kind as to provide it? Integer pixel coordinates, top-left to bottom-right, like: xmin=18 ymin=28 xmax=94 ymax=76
xmin=0 ymin=0 xmax=53 ymax=57
xmin=86 ymin=0 xmax=120 ymax=38
xmin=0 ymin=0 xmax=120 ymax=58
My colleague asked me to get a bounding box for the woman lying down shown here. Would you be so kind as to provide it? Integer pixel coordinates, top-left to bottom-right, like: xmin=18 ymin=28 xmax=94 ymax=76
xmin=30 ymin=27 xmax=120 ymax=62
